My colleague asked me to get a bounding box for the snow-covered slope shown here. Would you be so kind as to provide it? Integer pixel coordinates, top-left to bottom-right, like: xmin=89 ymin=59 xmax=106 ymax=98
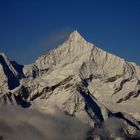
xmin=0 ymin=31 xmax=140 ymax=139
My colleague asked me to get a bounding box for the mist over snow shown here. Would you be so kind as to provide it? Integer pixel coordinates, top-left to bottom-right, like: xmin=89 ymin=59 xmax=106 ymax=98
xmin=0 ymin=106 xmax=89 ymax=140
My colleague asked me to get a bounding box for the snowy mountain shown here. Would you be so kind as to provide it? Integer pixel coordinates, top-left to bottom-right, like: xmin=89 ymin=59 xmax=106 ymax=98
xmin=0 ymin=31 xmax=140 ymax=139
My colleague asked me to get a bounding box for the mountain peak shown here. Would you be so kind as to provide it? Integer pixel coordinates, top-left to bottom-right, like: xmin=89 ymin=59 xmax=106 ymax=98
xmin=68 ymin=30 xmax=85 ymax=42
xmin=0 ymin=53 xmax=6 ymax=59
xmin=70 ymin=30 xmax=80 ymax=36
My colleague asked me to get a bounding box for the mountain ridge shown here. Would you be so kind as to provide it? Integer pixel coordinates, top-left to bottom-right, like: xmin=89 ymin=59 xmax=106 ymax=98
xmin=0 ymin=30 xmax=140 ymax=139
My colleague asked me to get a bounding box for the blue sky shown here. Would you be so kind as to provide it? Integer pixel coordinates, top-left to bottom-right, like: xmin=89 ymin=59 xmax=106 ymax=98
xmin=0 ymin=0 xmax=140 ymax=64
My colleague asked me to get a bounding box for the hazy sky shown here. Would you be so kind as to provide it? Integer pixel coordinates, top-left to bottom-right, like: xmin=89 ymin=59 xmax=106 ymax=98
xmin=0 ymin=0 xmax=140 ymax=64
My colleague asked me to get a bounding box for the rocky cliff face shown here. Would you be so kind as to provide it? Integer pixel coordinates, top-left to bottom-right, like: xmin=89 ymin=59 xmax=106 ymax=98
xmin=0 ymin=31 xmax=140 ymax=139
xmin=0 ymin=53 xmax=27 ymax=106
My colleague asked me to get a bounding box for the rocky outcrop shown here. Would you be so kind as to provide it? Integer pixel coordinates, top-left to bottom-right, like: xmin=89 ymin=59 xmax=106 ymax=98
xmin=0 ymin=53 xmax=25 ymax=90
xmin=0 ymin=53 xmax=26 ymax=106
